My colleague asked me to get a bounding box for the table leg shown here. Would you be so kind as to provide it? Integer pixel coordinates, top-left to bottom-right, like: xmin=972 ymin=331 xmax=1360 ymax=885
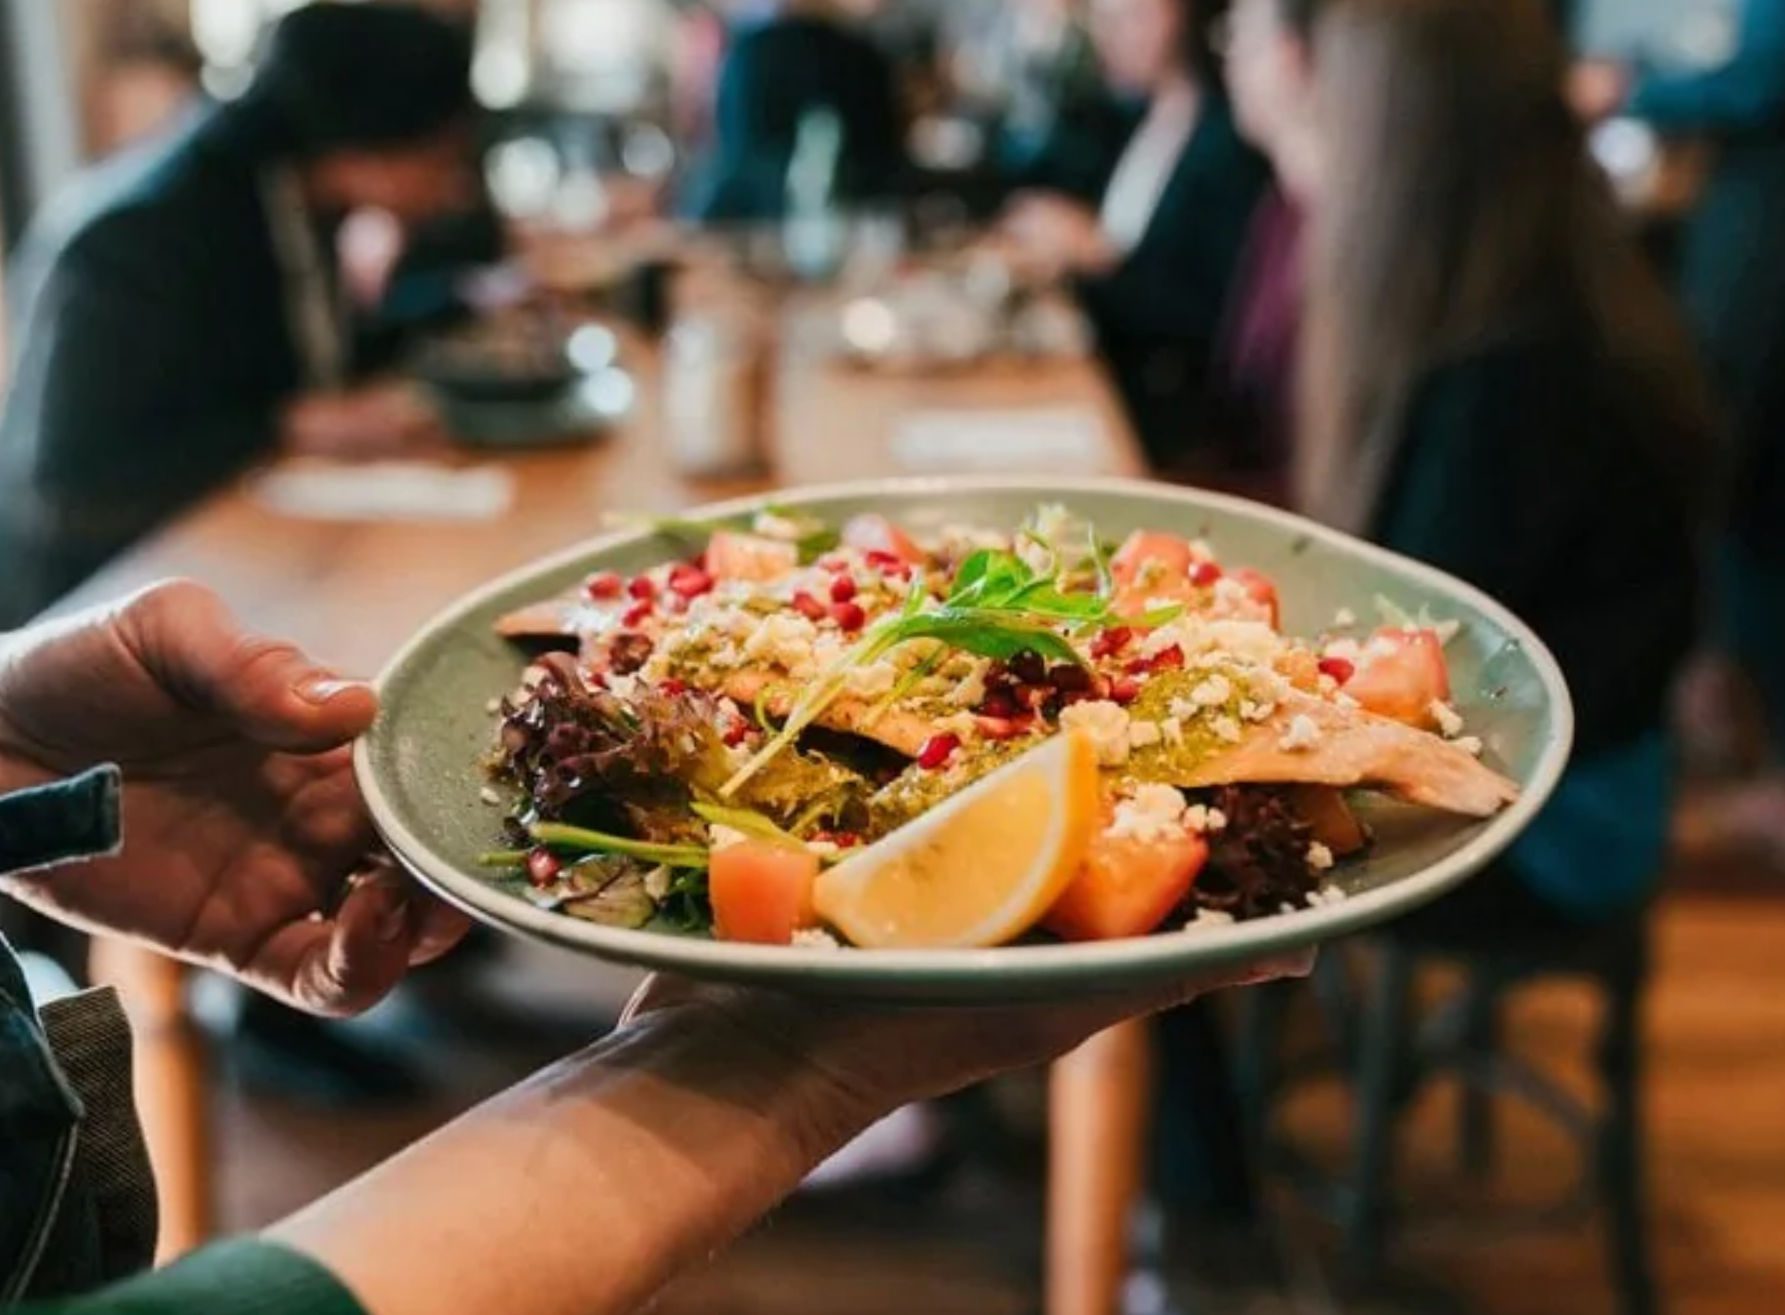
xmin=1046 ymin=1020 xmax=1155 ymax=1315
xmin=88 ymin=938 xmax=213 ymax=1261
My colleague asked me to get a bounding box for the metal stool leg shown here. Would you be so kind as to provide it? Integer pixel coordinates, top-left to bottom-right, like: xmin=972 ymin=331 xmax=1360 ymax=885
xmin=1599 ymin=967 xmax=1657 ymax=1315
xmin=1344 ymin=942 xmax=1415 ymax=1279
xmin=1456 ymin=969 xmax=1501 ymax=1179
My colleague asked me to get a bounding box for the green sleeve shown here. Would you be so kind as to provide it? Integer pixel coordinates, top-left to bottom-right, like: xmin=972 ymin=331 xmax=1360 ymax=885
xmin=19 ymin=1241 xmax=364 ymax=1315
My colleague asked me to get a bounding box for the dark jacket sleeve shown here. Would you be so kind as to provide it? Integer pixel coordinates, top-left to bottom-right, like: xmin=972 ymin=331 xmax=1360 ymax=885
xmin=1372 ymin=342 xmax=1702 ymax=755
xmin=1629 ymin=0 xmax=1785 ymax=133
xmin=0 ymin=216 xmax=281 ymax=618
xmin=1076 ymin=101 xmax=1270 ymax=346
xmin=17 ymin=1241 xmax=364 ymax=1315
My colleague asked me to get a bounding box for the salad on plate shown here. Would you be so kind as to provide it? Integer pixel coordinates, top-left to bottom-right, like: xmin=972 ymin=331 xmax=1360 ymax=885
xmin=478 ymin=504 xmax=1518 ymax=950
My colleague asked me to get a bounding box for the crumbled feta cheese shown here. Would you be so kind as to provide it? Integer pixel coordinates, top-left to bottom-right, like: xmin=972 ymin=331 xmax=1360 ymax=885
xmin=479 ymin=786 xmax=503 ymax=806
xmin=1169 ymin=697 xmax=1200 ymax=722
xmin=1184 ymin=907 xmax=1235 ymax=932
xmin=708 ymin=824 xmax=749 ymax=851
xmin=1333 ymin=607 xmax=1357 ymax=628
xmin=1161 ymin=717 xmax=1185 ymax=747
xmin=938 ymin=711 xmax=980 ymax=740
xmin=1455 ymin=735 xmax=1484 ymax=757
xmin=1189 ymin=538 xmax=1215 ymax=561
xmin=805 ymin=840 xmax=841 ymax=858
xmin=935 ymin=523 xmax=1011 ymax=558
xmin=1210 ymin=715 xmax=1243 ymax=743
xmin=1324 ymin=637 xmax=1362 ymax=662
xmin=791 ymin=928 xmax=843 ymax=950
xmin=1334 ymin=692 xmax=1361 ymax=710
xmin=1430 ymin=700 xmax=1466 ymax=738
xmin=843 ymin=661 xmax=899 ymax=699
xmin=1238 ymin=698 xmax=1275 ymax=723
xmin=1307 ymin=842 xmax=1335 ymax=871
xmin=643 ymin=865 xmax=672 ymax=901
xmin=1183 ymin=805 xmax=1228 ymax=833
xmin=607 ymin=673 xmax=641 ymax=702
xmin=1059 ymin=699 xmax=1133 ymax=767
xmin=1189 ymin=674 xmax=1233 ymax=707
xmin=1106 ymin=784 xmax=1189 ymax=842
xmin=1127 ymin=719 xmax=1163 ymax=750
xmin=1211 ymin=577 xmax=1254 ymax=611
xmin=742 ymin=613 xmax=819 ymax=675
xmin=1278 ymin=714 xmax=1322 ymax=751
xmin=752 ymin=510 xmax=805 ymax=540
xmin=946 ymin=660 xmax=990 ymax=708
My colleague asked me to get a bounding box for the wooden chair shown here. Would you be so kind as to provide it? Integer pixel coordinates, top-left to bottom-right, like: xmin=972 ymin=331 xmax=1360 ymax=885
xmin=1046 ymin=1021 xmax=1155 ymax=1315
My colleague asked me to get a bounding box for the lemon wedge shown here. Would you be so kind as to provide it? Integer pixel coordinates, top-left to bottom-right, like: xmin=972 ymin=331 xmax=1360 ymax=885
xmin=812 ymin=730 xmax=1100 ymax=949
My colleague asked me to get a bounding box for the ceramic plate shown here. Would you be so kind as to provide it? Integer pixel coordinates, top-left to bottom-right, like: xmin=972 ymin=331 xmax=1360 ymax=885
xmin=355 ymin=478 xmax=1573 ymax=1002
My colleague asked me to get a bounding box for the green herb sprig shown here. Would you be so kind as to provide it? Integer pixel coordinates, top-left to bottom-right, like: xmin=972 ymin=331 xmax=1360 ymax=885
xmin=721 ymin=543 xmax=1178 ymax=796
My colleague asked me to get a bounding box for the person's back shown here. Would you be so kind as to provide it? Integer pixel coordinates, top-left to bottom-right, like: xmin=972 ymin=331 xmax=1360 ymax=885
xmin=0 ymin=109 xmax=296 ymax=624
xmin=693 ymin=12 xmax=905 ymax=220
xmin=1286 ymin=0 xmax=1712 ymax=920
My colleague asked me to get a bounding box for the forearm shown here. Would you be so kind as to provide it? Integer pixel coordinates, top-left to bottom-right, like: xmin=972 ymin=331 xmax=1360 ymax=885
xmin=270 ymin=1005 xmax=875 ymax=1315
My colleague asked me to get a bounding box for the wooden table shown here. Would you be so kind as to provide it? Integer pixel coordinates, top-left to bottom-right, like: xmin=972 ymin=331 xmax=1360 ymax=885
xmin=59 ymin=337 xmax=1154 ymax=1312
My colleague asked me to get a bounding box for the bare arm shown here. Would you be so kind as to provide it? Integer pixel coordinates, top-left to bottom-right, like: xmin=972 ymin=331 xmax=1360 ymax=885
xmin=272 ymin=965 xmax=1306 ymax=1315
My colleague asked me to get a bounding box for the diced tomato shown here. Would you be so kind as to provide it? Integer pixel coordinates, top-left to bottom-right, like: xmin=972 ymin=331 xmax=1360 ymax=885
xmin=705 ymin=530 xmax=800 ymax=583
xmin=842 ymin=513 xmax=924 ymax=564
xmin=710 ymin=840 xmax=821 ymax=945
xmin=1229 ymin=568 xmax=1280 ymax=628
xmin=1346 ymin=628 xmax=1451 ymax=728
xmin=667 ymin=564 xmax=715 ymax=599
xmin=1111 ymin=530 xmax=1196 ymax=589
xmin=585 ymin=572 xmax=624 ymax=600
xmin=1045 ymin=825 xmax=1209 ymax=941
xmin=790 ymin=591 xmax=828 ymax=621
xmin=1283 ymin=785 xmax=1369 ymax=856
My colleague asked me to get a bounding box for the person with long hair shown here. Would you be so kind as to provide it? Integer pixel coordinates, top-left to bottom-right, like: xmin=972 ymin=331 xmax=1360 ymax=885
xmin=999 ymin=0 xmax=1270 ymax=468
xmin=1233 ymin=0 xmax=1713 ymax=924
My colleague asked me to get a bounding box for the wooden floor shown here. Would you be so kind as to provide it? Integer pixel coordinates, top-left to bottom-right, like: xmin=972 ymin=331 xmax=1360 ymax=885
xmin=202 ymin=875 xmax=1785 ymax=1315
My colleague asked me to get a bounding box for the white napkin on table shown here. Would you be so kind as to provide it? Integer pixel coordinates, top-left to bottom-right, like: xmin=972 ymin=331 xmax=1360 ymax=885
xmin=249 ymin=462 xmax=516 ymax=522
xmin=890 ymin=407 xmax=1107 ymax=474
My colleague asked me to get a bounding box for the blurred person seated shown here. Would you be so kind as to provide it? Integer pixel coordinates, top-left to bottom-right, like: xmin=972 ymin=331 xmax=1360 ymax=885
xmin=1283 ymin=0 xmax=1713 ymax=930
xmin=997 ymin=0 xmax=1271 ymax=470
xmin=1572 ymin=0 xmax=1785 ymax=862
xmin=0 ymin=4 xmax=483 ymax=627
xmin=0 ymin=579 xmax=1309 ymax=1311
xmin=686 ymin=0 xmax=908 ymax=222
xmin=1207 ymin=0 xmax=1327 ymax=506
xmin=989 ymin=0 xmax=1110 ymax=191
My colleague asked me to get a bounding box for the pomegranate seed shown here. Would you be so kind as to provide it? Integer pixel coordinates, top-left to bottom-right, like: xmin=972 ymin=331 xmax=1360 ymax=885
xmin=975 ymin=715 xmax=1025 ymax=741
xmin=1191 ymin=561 xmax=1223 ymax=587
xmin=1319 ymin=656 xmax=1356 ymax=685
xmin=627 ymin=575 xmax=657 ymax=601
xmin=1049 ymin=663 xmax=1093 ymax=692
xmin=916 ymin=733 xmax=961 ymax=770
xmin=979 ymin=688 xmax=1020 ymax=718
xmin=622 ymin=600 xmax=653 ymax=627
xmin=865 ymin=549 xmax=911 ymax=578
xmin=586 ymin=571 xmax=623 ymax=600
xmin=1009 ymin=650 xmax=1047 ymax=684
xmin=1090 ymin=627 xmax=1133 ymax=660
xmin=588 ymin=670 xmax=610 ymax=689
xmin=814 ymin=830 xmax=863 ymax=849
xmin=830 ymin=600 xmax=867 ymax=632
xmin=525 ymin=848 xmax=562 ymax=888
xmin=1110 ymin=676 xmax=1142 ymax=705
xmin=791 ymin=591 xmax=827 ymax=621
xmin=659 ymin=678 xmax=687 ymax=697
xmin=1149 ymin=645 xmax=1186 ymax=672
xmin=829 ymin=574 xmax=858 ymax=603
xmin=668 ymin=565 xmax=714 ymax=598
xmin=723 ymin=720 xmax=750 ymax=746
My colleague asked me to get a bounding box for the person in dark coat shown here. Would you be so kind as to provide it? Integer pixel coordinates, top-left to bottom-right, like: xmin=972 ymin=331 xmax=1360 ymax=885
xmin=997 ymin=0 xmax=1271 ymax=469
xmin=686 ymin=0 xmax=906 ymax=221
xmin=0 ymin=4 xmax=483 ymax=626
xmin=1573 ymin=0 xmax=1785 ymax=851
xmin=1272 ymin=0 xmax=1713 ymax=926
